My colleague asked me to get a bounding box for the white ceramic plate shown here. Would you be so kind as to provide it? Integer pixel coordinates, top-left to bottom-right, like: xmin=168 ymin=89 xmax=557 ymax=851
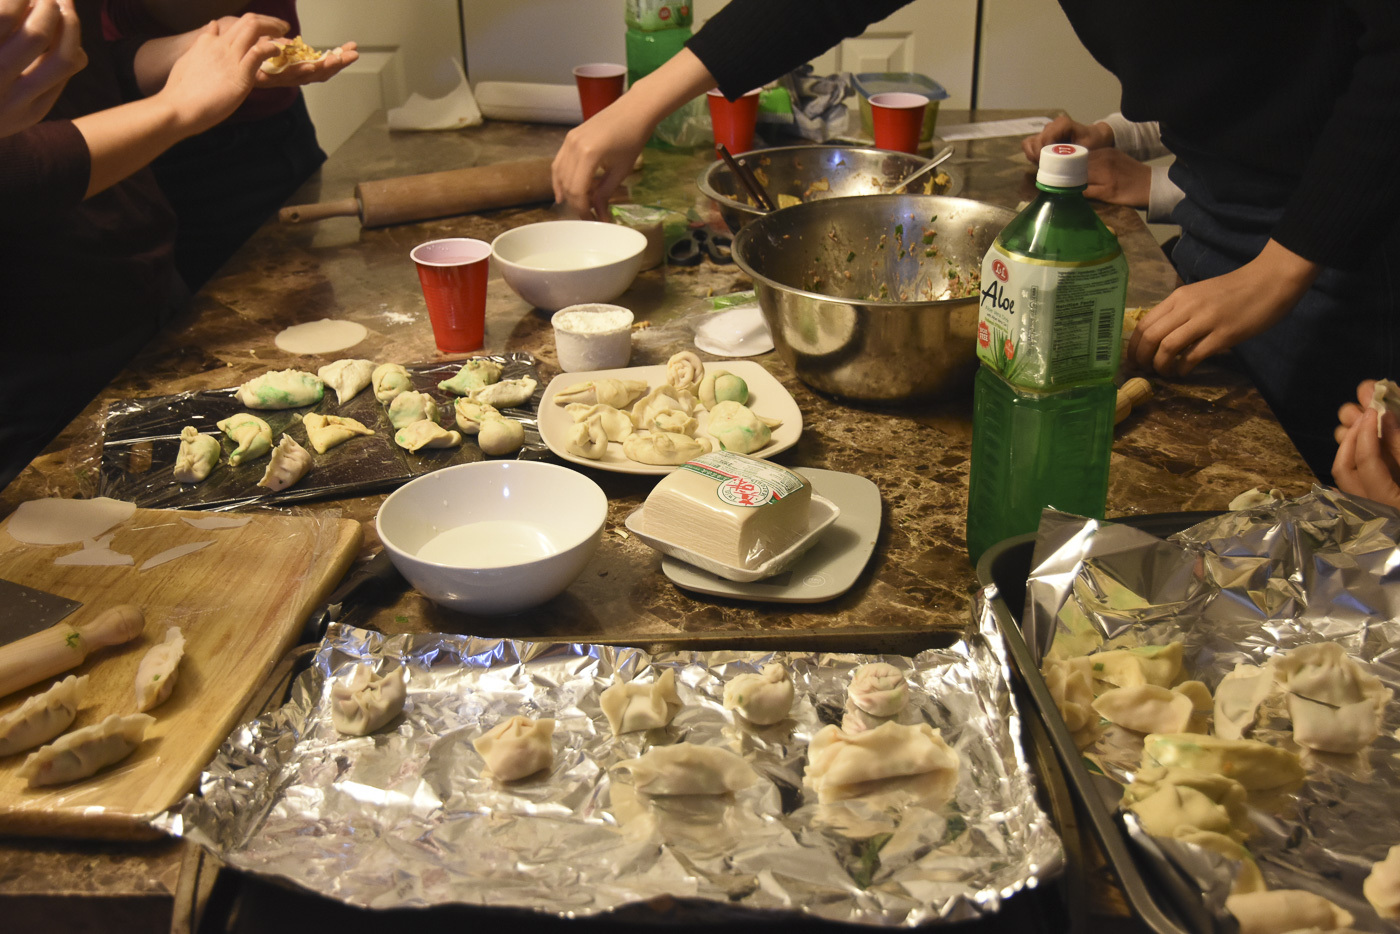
xmin=538 ymin=360 xmax=803 ymax=475
xmin=660 ymin=469 xmax=881 ymax=603
xmin=624 ymin=493 xmax=840 ymax=583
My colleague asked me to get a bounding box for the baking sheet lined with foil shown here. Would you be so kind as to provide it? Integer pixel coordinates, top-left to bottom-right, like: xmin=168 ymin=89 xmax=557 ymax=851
xmin=98 ymin=353 xmax=549 ymax=511
xmin=1019 ymin=488 xmax=1400 ymax=932
xmin=153 ymin=620 xmax=1062 ymax=925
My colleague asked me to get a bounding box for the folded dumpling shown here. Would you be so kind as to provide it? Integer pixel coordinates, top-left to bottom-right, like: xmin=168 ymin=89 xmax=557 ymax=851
xmin=469 ymin=376 xmax=537 ymax=409
xmin=723 ymin=663 xmax=794 ymax=725
xmin=622 ymin=431 xmax=712 ymax=466
xmin=1043 ymin=656 xmax=1096 ymax=735
xmin=1224 ymin=889 xmax=1354 ymax=934
xmin=387 ymin=390 xmax=441 ymax=430
xmin=698 ymin=369 xmax=749 ymax=409
xmin=1092 ymin=683 xmax=1194 ymax=735
xmin=317 ymin=358 xmax=375 ymax=404
xmin=438 ymin=358 xmax=503 ymax=396
xmin=665 ymin=350 xmax=704 ymax=394
xmin=804 ymin=721 xmax=960 ymax=805
xmin=478 ymin=417 xmax=525 ymax=455
xmin=371 ymin=363 xmax=413 ymax=403
xmin=615 ymin=742 xmax=755 ymax=796
xmin=564 ymin=414 xmax=609 ymax=459
xmin=599 ymin=668 xmax=681 ymax=735
xmin=848 ymin=662 xmax=908 ymax=718
xmin=0 ymin=675 xmax=87 ymax=756
xmin=630 ymin=384 xmax=698 ymax=430
xmin=1142 ymin=733 xmax=1304 ymax=791
xmin=1121 ymin=765 xmax=1253 ymax=842
xmin=453 ymin=399 xmax=500 ymax=434
xmin=1272 ymin=641 xmax=1391 ymax=754
xmin=552 ymin=378 xmax=647 ymax=409
xmin=236 ymin=369 xmax=325 ymax=409
xmin=217 ymin=413 xmax=272 ymax=466
xmin=1213 ymin=663 xmax=1275 ymax=741
xmin=1088 ymin=642 xmax=1184 ymax=690
xmin=1365 ymin=844 xmax=1400 ymax=920
xmin=564 ymin=403 xmax=633 ymax=442
xmin=1176 ymin=830 xmax=1266 ymax=896
xmin=257 ymin=434 xmax=312 ymax=491
xmin=473 ymin=715 xmax=554 ymax=781
xmin=134 ymin=626 xmax=186 ymax=712
xmin=330 ymin=664 xmax=407 ymax=736
xmin=302 ymin=413 xmax=374 ymax=454
xmin=706 ymin=400 xmax=780 ymax=454
xmin=394 ymin=420 xmax=462 ymax=452
xmin=173 ymin=426 xmax=220 ymax=483
xmin=18 ymin=712 xmax=155 ymax=787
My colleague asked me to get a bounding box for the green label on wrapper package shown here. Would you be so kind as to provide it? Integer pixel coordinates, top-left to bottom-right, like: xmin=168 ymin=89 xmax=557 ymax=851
xmin=625 ymin=0 xmax=692 ymax=31
xmin=976 ymin=243 xmax=1127 ymax=390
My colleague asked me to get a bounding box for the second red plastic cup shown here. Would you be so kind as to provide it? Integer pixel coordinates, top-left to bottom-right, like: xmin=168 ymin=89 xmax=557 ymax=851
xmin=869 ymin=92 xmax=929 ymax=154
xmin=706 ymin=87 xmax=761 ymax=159
xmin=411 ymin=238 xmax=491 ymax=354
xmin=573 ymin=63 xmax=626 ymax=121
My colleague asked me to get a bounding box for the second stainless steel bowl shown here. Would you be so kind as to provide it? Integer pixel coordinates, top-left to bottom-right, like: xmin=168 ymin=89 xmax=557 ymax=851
xmin=732 ymin=194 xmax=1014 ymax=403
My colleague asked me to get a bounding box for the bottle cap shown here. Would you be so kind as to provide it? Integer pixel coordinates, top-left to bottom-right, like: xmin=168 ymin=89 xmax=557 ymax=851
xmin=1037 ymin=143 xmax=1089 ymax=188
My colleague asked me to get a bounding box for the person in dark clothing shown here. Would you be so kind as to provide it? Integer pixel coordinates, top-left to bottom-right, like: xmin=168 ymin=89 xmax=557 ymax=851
xmin=551 ymin=1 xmax=1400 ymax=484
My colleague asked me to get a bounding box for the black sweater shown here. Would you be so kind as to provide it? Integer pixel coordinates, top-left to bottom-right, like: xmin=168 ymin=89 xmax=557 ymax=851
xmin=688 ymin=0 xmax=1400 ymax=270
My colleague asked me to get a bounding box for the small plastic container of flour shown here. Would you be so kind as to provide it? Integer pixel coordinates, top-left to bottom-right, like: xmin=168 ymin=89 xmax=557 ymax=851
xmin=552 ymin=303 xmax=635 ymax=372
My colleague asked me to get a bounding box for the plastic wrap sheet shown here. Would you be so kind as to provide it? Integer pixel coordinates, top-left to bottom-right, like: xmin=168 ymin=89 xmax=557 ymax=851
xmin=1020 ymin=487 xmax=1400 ymax=931
xmin=153 ymin=618 xmax=1062 ymax=925
xmin=98 ymin=354 xmax=548 ymax=511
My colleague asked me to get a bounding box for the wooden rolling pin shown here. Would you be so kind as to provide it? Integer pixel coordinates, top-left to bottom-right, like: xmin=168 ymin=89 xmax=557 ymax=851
xmin=0 ymin=605 xmax=144 ymax=699
xmin=1115 ymin=377 xmax=1153 ymax=424
xmin=279 ymin=157 xmax=555 ymax=228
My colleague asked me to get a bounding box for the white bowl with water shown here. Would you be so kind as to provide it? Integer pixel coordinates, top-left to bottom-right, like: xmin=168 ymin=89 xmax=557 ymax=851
xmin=376 ymin=461 xmax=607 ymax=615
xmin=491 ymin=220 xmax=647 ymax=312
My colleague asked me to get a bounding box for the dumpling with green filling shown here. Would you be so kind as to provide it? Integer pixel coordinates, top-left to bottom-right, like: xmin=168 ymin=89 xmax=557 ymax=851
xmin=371 ymin=363 xmax=412 ymax=403
xmin=706 ymin=400 xmax=781 ymax=454
xmin=387 ymin=390 xmax=440 ymax=430
xmin=236 ymin=369 xmax=324 ymax=409
xmin=1142 ymin=733 xmax=1304 ymax=791
xmin=438 ymin=358 xmax=503 ymax=395
xmin=698 ymin=369 xmax=749 ymax=409
xmin=217 ymin=413 xmax=272 ymax=466
xmin=134 ymin=626 xmax=185 ymax=712
xmin=173 ymin=426 xmax=220 ymax=483
xmin=395 ymin=420 xmax=461 ymax=452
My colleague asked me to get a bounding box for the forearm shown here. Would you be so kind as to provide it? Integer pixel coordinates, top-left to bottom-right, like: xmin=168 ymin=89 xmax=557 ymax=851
xmin=131 ymin=33 xmax=196 ymax=96
xmin=626 ymin=48 xmax=718 ymax=129
xmin=72 ymin=94 xmax=185 ymax=197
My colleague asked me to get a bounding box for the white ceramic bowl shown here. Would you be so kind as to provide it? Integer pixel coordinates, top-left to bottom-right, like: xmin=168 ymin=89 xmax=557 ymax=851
xmin=376 ymin=461 xmax=607 ymax=615
xmin=491 ymin=220 xmax=647 ymax=311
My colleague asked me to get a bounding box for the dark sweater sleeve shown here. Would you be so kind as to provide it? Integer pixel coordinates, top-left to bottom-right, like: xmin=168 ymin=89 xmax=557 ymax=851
xmin=0 ymin=121 xmax=92 ymax=222
xmin=687 ymin=0 xmax=913 ymax=99
xmin=1271 ymin=0 xmax=1400 ymax=267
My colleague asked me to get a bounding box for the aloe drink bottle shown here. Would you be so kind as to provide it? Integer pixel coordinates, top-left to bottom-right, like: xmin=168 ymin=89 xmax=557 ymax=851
xmin=966 ymin=143 xmax=1128 ymax=564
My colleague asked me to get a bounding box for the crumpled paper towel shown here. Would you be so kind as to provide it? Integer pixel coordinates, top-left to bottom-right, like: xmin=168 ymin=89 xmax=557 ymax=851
xmin=387 ymin=58 xmax=483 ymax=131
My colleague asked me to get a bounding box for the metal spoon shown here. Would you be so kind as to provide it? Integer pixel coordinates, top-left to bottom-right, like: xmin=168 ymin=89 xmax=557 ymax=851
xmin=888 ymin=144 xmax=956 ymax=194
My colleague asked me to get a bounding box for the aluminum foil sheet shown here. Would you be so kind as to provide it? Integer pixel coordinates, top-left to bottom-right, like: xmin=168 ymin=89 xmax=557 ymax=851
xmin=153 ymin=616 xmax=1062 ymax=925
xmin=1020 ymin=487 xmax=1400 ymax=931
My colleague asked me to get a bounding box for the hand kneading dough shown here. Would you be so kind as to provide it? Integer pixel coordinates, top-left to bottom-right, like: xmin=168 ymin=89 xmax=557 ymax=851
xmin=258 ymin=434 xmax=313 ymax=491
xmin=302 ymin=413 xmax=374 ymax=454
xmin=173 ymin=426 xmax=220 ymax=483
xmin=18 ymin=713 xmax=155 ymax=787
xmin=317 ymin=359 xmax=375 ymax=404
xmin=473 ymin=715 xmax=554 ymax=781
xmin=217 ymin=413 xmax=272 ymax=466
xmin=236 ymin=369 xmax=325 ymax=409
xmin=478 ymin=417 xmax=525 ymax=455
xmin=0 ymin=674 xmax=87 ymax=756
xmin=394 ymin=420 xmax=461 ymax=452
xmin=135 ymin=626 xmax=186 ymax=711
xmin=331 ymin=664 xmax=407 ymax=735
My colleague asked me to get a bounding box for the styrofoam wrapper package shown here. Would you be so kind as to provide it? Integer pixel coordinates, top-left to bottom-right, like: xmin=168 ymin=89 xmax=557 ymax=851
xmin=1015 ymin=487 xmax=1400 ymax=931
xmin=153 ymin=617 xmax=1062 ymax=925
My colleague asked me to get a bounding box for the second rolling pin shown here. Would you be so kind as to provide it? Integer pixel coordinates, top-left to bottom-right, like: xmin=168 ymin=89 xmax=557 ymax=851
xmin=279 ymin=157 xmax=555 ymax=228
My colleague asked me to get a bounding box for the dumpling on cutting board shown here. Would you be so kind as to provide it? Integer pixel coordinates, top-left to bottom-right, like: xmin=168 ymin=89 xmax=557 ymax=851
xmin=18 ymin=713 xmax=155 ymax=787
xmin=134 ymin=627 xmax=186 ymax=712
xmin=0 ymin=675 xmax=88 ymax=756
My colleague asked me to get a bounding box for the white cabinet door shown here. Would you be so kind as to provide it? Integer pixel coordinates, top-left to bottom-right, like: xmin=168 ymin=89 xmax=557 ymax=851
xmin=976 ymin=0 xmax=1120 ymax=118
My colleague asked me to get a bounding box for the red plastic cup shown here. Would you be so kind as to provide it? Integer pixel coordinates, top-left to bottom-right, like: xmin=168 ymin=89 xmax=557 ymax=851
xmin=706 ymin=87 xmax=762 ymax=159
xmin=869 ymin=92 xmax=929 ymax=154
xmin=573 ymin=63 xmax=626 ymax=121
xmin=411 ymin=238 xmax=491 ymax=353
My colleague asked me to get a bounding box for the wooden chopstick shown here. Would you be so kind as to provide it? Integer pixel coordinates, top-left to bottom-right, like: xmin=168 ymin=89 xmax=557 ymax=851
xmin=718 ymin=144 xmax=778 ymax=213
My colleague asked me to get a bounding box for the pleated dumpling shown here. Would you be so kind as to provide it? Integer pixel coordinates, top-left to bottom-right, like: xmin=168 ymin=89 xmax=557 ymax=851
xmin=330 ymin=664 xmax=407 ymax=736
xmin=302 ymin=413 xmax=374 ymax=454
xmin=257 ymin=434 xmax=312 ymax=491
xmin=723 ymin=663 xmax=794 ymax=725
xmin=439 ymin=358 xmax=503 ymax=396
xmin=173 ymin=426 xmax=220 ymax=483
xmin=394 ymin=420 xmax=462 ymax=452
xmin=1213 ymin=662 xmax=1275 ymax=741
xmin=804 ymin=721 xmax=960 ymax=805
xmin=134 ymin=626 xmax=186 ymax=712
xmin=564 ymin=403 xmax=633 ymax=442
xmin=622 ymin=431 xmax=712 ymax=466
xmin=0 ymin=674 xmax=88 ymax=756
xmin=848 ymin=662 xmax=908 ymax=718
xmin=1087 ymin=642 xmax=1184 ymax=690
xmin=217 ymin=413 xmax=272 ymax=466
xmin=1091 ymin=683 xmax=1194 ymax=735
xmin=599 ymin=668 xmax=681 ymax=735
xmin=706 ymin=401 xmax=780 ymax=455
xmin=664 ymin=350 xmax=704 ymax=394
xmin=478 ymin=417 xmax=525 ymax=456
xmin=552 ymin=378 xmax=647 ymax=409
xmin=564 ymin=415 xmax=609 ymax=460
xmin=615 ymin=742 xmax=755 ymax=796
xmin=469 ymin=376 xmax=537 ymax=409
xmin=453 ymin=399 xmax=500 ymax=434
xmin=473 ymin=715 xmax=555 ymax=781
xmin=18 ymin=712 xmax=155 ymax=787
xmin=1120 ymin=765 xmax=1252 ymax=842
xmin=1272 ymin=641 xmax=1391 ymax=754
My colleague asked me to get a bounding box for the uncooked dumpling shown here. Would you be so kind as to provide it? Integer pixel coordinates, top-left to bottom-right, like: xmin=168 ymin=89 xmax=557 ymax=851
xmin=18 ymin=712 xmax=155 ymax=787
xmin=1224 ymin=889 xmax=1354 ymax=934
xmin=330 ymin=664 xmax=407 ymax=736
xmin=372 ymin=363 xmax=413 ymax=403
xmin=698 ymin=370 xmax=749 ymax=409
xmin=1088 ymin=642 xmax=1184 ymax=689
xmin=1121 ymin=766 xmax=1252 ymax=842
xmin=394 ymin=420 xmax=462 ymax=452
xmin=302 ymin=413 xmax=374 ymax=454
xmin=1365 ymin=844 xmax=1400 ymax=920
xmin=564 ymin=403 xmax=633 ymax=442
xmin=173 ymin=426 xmax=220 ymax=483
xmin=723 ymin=663 xmax=794 ymax=725
xmin=1213 ymin=663 xmax=1275 ymax=741
xmin=630 ymin=384 xmax=698 ymax=430
xmin=1272 ymin=641 xmax=1391 ymax=754
xmin=1043 ymin=656 xmax=1095 ymax=734
xmin=599 ymin=668 xmax=681 ymax=735
xmin=552 ymin=378 xmax=647 ymax=409
xmin=469 ymin=376 xmax=537 ymax=409
xmin=439 ymin=358 xmax=503 ymax=396
xmin=1142 ymin=733 xmax=1304 ymax=791
xmin=259 ymin=35 xmax=327 ymax=73
xmin=848 ymin=662 xmax=908 ymax=718
xmin=317 ymin=358 xmax=375 ymax=404
xmin=622 ymin=431 xmax=712 ymax=466
xmin=706 ymin=400 xmax=779 ymax=454
xmin=257 ymin=434 xmax=312 ymax=491
xmin=134 ymin=626 xmax=186 ymax=712
xmin=478 ymin=417 xmax=525 ymax=455
xmin=388 ymin=390 xmax=441 ymax=430
xmin=615 ymin=742 xmax=755 ymax=796
xmin=0 ymin=674 xmax=87 ymax=756
xmin=236 ymin=369 xmax=325 ymax=409
xmin=217 ymin=413 xmax=272 ymax=466
xmin=1092 ymin=683 xmax=1194 ymax=735
xmin=453 ymin=399 xmax=500 ymax=434
xmin=564 ymin=415 xmax=609 ymax=459
xmin=472 ymin=715 xmax=554 ymax=781
xmin=1175 ymin=829 xmax=1266 ymax=896
xmin=805 ymin=721 xmax=960 ymax=805
xmin=651 ymin=410 xmax=698 ymax=436
xmin=664 ymin=350 xmax=704 ymax=394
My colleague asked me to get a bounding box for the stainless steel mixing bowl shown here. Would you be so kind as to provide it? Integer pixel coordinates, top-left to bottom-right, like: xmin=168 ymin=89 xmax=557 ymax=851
xmin=732 ymin=194 xmax=1015 ymax=403
xmin=698 ymin=144 xmax=964 ymax=234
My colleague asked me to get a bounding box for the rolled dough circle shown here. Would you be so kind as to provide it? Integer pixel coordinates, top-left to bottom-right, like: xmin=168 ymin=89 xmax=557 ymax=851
xmin=274 ymin=319 xmax=368 ymax=355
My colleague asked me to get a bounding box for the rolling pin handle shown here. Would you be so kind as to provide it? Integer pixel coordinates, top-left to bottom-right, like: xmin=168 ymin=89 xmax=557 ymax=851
xmin=279 ymin=198 xmax=361 ymax=224
xmin=0 ymin=605 xmax=146 ymax=699
xmin=1114 ymin=377 xmax=1154 ymax=425
xmin=78 ymin=604 xmax=147 ymax=649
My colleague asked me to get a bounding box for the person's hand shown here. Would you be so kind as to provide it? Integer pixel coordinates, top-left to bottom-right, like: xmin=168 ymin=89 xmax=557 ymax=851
xmin=154 ymin=13 xmax=282 ymax=137
xmin=1333 ymin=382 xmax=1400 ymax=510
xmin=0 ymin=0 xmax=86 ymax=137
xmin=1125 ymin=240 xmax=1319 ymax=377
xmin=552 ymin=97 xmax=654 ymax=220
xmin=1022 ymin=114 xmax=1114 ymax=163
xmin=255 ymin=40 xmax=359 ymax=88
xmin=1084 ymin=147 xmax=1151 ymax=209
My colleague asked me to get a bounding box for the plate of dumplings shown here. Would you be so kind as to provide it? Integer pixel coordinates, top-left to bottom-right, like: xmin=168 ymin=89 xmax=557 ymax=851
xmin=537 ymin=358 xmax=803 ymax=475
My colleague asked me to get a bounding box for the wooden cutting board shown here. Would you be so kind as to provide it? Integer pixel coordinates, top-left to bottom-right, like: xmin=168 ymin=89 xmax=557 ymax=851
xmin=0 ymin=507 xmax=361 ymax=839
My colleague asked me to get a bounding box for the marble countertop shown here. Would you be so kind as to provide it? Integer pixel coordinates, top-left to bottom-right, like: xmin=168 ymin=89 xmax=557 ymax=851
xmin=0 ymin=110 xmax=1316 ymax=930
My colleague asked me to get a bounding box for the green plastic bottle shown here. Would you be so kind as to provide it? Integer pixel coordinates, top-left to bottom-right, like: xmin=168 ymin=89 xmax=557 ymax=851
xmin=966 ymin=143 xmax=1128 ymax=565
